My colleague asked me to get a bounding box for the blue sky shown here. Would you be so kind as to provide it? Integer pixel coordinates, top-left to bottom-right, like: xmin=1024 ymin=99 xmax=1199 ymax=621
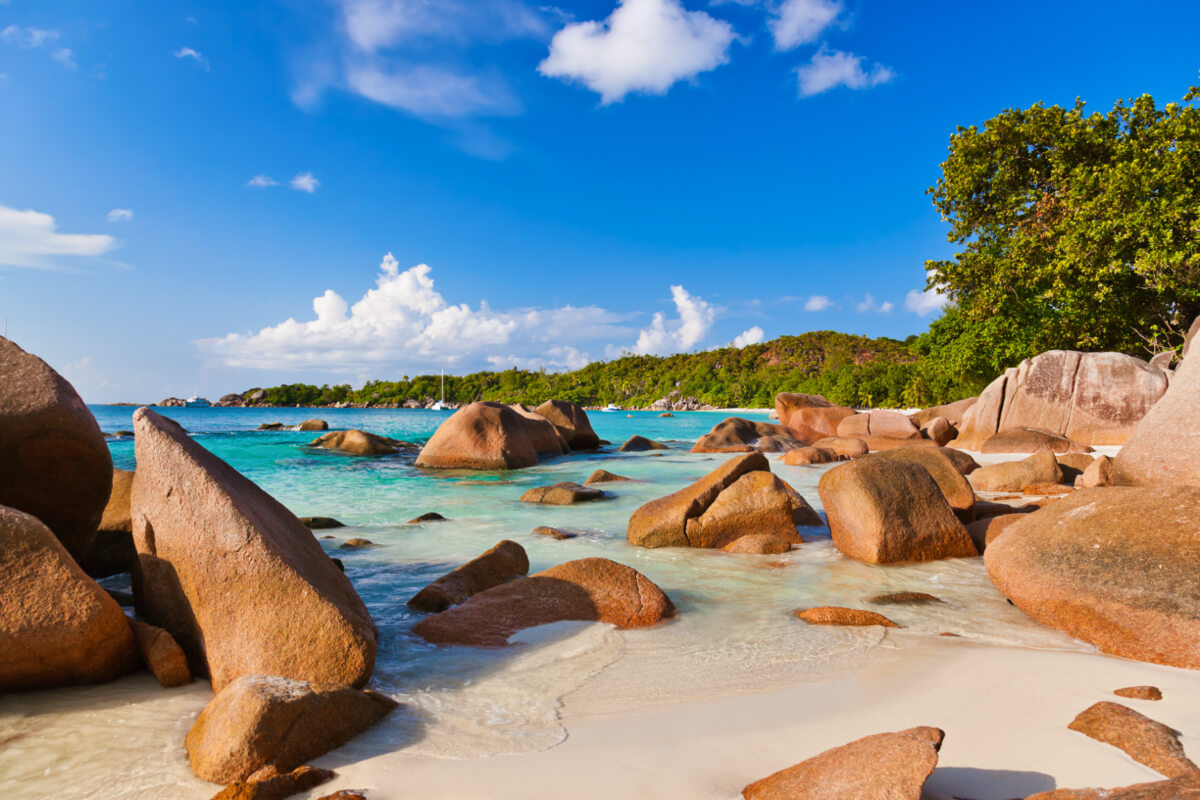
xmin=1 ymin=0 xmax=1198 ymax=402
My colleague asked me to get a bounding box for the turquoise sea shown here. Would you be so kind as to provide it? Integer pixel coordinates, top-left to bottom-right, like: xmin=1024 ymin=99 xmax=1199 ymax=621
xmin=0 ymin=406 xmax=1092 ymax=799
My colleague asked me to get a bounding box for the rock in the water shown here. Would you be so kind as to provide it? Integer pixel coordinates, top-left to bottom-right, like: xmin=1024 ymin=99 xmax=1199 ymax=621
xmin=132 ymin=407 xmax=377 ymax=691
xmin=981 ymin=427 xmax=1091 ymax=454
xmin=78 ymin=468 xmax=138 ymax=578
xmin=532 ymin=526 xmax=578 ymax=540
xmin=658 ymin=412 xmax=674 ymax=418
xmin=532 ymin=399 xmax=600 ymax=450
xmin=782 ymin=446 xmax=840 ymax=465
xmin=415 ymin=402 xmax=566 ymax=470
xmin=780 ymin=480 xmax=824 ymax=527
xmin=519 ymin=481 xmax=606 ymax=505
xmin=774 ymin=393 xmax=856 ymax=442
xmin=1078 ymin=455 xmax=1115 ymax=488
xmin=985 ymin=486 xmax=1200 ymax=669
xmin=0 ymin=505 xmax=139 ymax=691
xmin=866 ymin=447 xmax=977 ymax=523
xmin=812 ymin=437 xmax=870 ymax=459
xmin=964 ymin=513 xmax=1025 ymax=552
xmin=297 ymin=419 xmax=328 ymax=432
xmin=869 ymin=592 xmax=942 ymax=606
xmin=1116 ymin=334 xmax=1200 ymax=487
xmin=968 ymin=451 xmax=1063 ymax=493
xmin=257 ymin=423 xmax=285 ymax=431
xmin=309 ymin=430 xmax=415 ymax=456
xmin=741 ymin=726 xmax=943 ymax=800
xmin=684 ymin=471 xmax=800 ymax=549
xmin=131 ymin=619 xmax=192 ymax=688
xmin=793 ymin=607 xmax=900 ymax=627
xmin=691 ymin=417 xmax=803 ymax=453
xmin=1115 ymin=686 xmax=1163 ymax=701
xmin=1027 ymin=776 xmax=1200 ymax=799
xmin=818 ymin=458 xmax=978 ymax=564
xmin=411 ymin=558 xmax=674 ymax=647
xmin=299 ymin=517 xmax=345 ymax=530
xmin=338 ymin=538 xmax=376 ymax=549
xmin=1068 ymin=701 xmax=1198 ymax=778
xmin=186 ymin=674 xmax=397 ymax=783
xmin=618 ymin=435 xmax=667 ymax=452
xmin=407 ymin=512 xmax=446 ymax=523
xmin=208 ymin=766 xmax=334 ymax=800
xmin=0 ymin=337 xmax=113 ymax=559
xmin=407 ymin=540 xmax=529 ymax=613
xmin=584 ymin=469 xmax=630 ymax=485
xmin=722 ymin=534 xmax=794 ymax=554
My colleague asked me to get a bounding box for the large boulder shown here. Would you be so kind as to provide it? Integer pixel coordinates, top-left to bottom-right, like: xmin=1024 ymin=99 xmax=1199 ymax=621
xmin=741 ymin=726 xmax=944 ymax=800
xmin=980 ymin=427 xmax=1091 ymax=454
xmin=415 ymin=402 xmax=567 ymax=470
xmin=985 ymin=487 xmax=1200 ymax=669
xmin=953 ymin=351 xmax=1169 ymax=449
xmin=812 ymin=437 xmax=870 ymax=459
xmin=866 ymin=448 xmax=977 ymax=523
xmin=1068 ymin=701 xmax=1198 ymax=778
xmin=683 ymin=471 xmax=800 ymax=548
xmin=519 ymin=482 xmax=606 ymax=505
xmin=782 ymin=446 xmax=840 ymax=465
xmin=0 ymin=337 xmax=113 ymax=559
xmin=774 ymin=393 xmax=856 ymax=442
xmin=968 ymin=452 xmax=1063 ymax=493
xmin=817 ymin=459 xmax=978 ymax=564
xmin=297 ymin=419 xmax=328 ymax=432
xmin=0 ymin=505 xmax=138 ymax=691
xmin=407 ymin=540 xmax=529 ymax=613
xmin=78 ymin=468 xmax=138 ymax=578
xmin=1078 ymin=455 xmax=1115 ymax=488
xmin=618 ymin=435 xmax=667 ymax=452
xmin=1115 ymin=336 xmax=1200 ymax=487
xmin=131 ymin=407 xmax=377 ymax=691
xmin=532 ymin=399 xmax=600 ymax=450
xmin=308 ymin=430 xmax=416 ymax=456
xmin=836 ymin=411 xmax=921 ymax=441
xmin=692 ymin=417 xmax=803 ymax=453
xmin=911 ymin=397 xmax=977 ymax=427
xmin=626 ymin=452 xmax=769 ymax=547
xmin=185 ymin=674 xmax=397 ymax=783
xmin=411 ymin=558 xmax=675 ymax=647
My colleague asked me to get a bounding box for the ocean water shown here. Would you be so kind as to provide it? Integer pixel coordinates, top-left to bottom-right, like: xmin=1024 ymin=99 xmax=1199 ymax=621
xmin=0 ymin=407 xmax=1092 ymax=799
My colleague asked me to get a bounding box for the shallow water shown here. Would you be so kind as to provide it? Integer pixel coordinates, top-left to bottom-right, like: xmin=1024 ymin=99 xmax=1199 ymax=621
xmin=0 ymin=407 xmax=1091 ymax=799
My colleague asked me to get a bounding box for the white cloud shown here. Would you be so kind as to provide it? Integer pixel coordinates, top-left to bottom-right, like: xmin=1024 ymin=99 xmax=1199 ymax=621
xmin=796 ymin=47 xmax=893 ymax=96
xmin=337 ymin=0 xmax=549 ymax=52
xmin=51 ymin=48 xmax=76 ymax=69
xmin=630 ymin=284 xmax=716 ymax=355
xmin=803 ymin=295 xmax=834 ymax=311
xmin=856 ymin=293 xmax=894 ymax=313
xmin=247 ymin=174 xmax=279 ymax=188
xmin=879 ymin=300 xmax=894 ymax=313
xmin=107 ymin=208 xmax=133 ymax=223
xmin=343 ymin=63 xmax=517 ymax=117
xmin=905 ymin=287 xmax=948 ymax=316
xmin=290 ymin=172 xmax=320 ymax=193
xmin=538 ymin=0 xmax=736 ymax=104
xmin=732 ymin=326 xmax=764 ymax=348
xmin=770 ymin=0 xmax=841 ymax=50
xmin=174 ymin=47 xmax=209 ymax=70
xmin=1 ymin=26 xmax=60 ymax=48
xmin=0 ymin=205 xmax=118 ymax=270
xmin=199 ymin=253 xmax=637 ymax=373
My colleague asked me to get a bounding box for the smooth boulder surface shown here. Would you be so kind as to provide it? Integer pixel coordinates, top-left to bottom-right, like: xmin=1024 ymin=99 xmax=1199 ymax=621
xmin=131 ymin=619 xmax=192 ymax=687
xmin=532 ymin=399 xmax=600 ymax=450
xmin=953 ymin=350 xmax=1168 ymax=448
xmin=911 ymin=397 xmax=977 ymax=427
xmin=415 ymin=402 xmax=567 ymax=470
xmin=722 ymin=534 xmax=794 ymax=554
xmin=968 ymin=451 xmax=1063 ymax=493
xmin=308 ymin=430 xmax=415 ymax=456
xmin=836 ymin=410 xmax=921 ymax=441
xmin=626 ymin=453 xmax=769 ymax=548
xmin=812 ymin=437 xmax=869 ymax=459
xmin=0 ymin=505 xmax=139 ymax=691
xmin=518 ymin=481 xmax=606 ymax=505
xmin=1068 ymin=702 xmax=1198 ymax=778
xmin=818 ymin=459 xmax=978 ymax=564
xmin=793 ymin=607 xmax=899 ymax=627
xmin=866 ymin=447 xmax=977 ymax=523
xmin=1116 ymin=336 xmax=1200 ymax=487
xmin=921 ymin=416 xmax=956 ymax=446
xmin=691 ymin=417 xmax=802 ymax=453
xmin=407 ymin=540 xmax=529 ymax=613
xmin=79 ymin=467 xmax=138 ymax=578
xmin=741 ymin=726 xmax=944 ymax=800
xmin=0 ymin=337 xmax=113 ymax=558
xmin=1078 ymin=455 xmax=1115 ymax=488
xmin=981 ymin=427 xmax=1090 ymax=454
xmin=781 ymin=481 xmax=824 ymax=527
xmin=132 ymin=407 xmax=377 ymax=691
xmin=584 ymin=469 xmax=630 ymax=485
xmin=411 ymin=557 xmax=675 ymax=647
xmin=186 ymin=674 xmax=397 ymax=783
xmin=774 ymin=393 xmax=856 ymax=442
xmin=297 ymin=419 xmax=328 ymax=432
xmin=683 ymin=471 xmax=800 ymax=549
xmin=985 ymin=487 xmax=1200 ymax=669
xmin=618 ymin=435 xmax=667 ymax=452
xmin=782 ymin=446 xmax=840 ymax=466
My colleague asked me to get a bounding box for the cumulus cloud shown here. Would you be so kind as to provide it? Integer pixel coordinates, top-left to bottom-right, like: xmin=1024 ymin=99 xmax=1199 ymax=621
xmin=629 ymin=284 xmax=716 ymax=355
xmin=732 ymin=326 xmax=764 ymax=348
xmin=107 ymin=208 xmax=133 ymax=223
xmin=796 ymin=47 xmax=893 ymax=96
xmin=199 ymin=253 xmax=638 ymax=373
xmin=803 ymin=295 xmax=834 ymax=311
xmin=0 ymin=205 xmax=118 ymax=269
xmin=855 ymin=293 xmax=893 ymax=313
xmin=538 ymin=0 xmax=736 ymax=104
xmin=290 ymin=172 xmax=320 ymax=193
xmin=247 ymin=174 xmax=279 ymax=188
xmin=905 ymin=287 xmax=948 ymax=316
xmin=174 ymin=47 xmax=209 ymax=70
xmin=770 ymin=0 xmax=841 ymax=50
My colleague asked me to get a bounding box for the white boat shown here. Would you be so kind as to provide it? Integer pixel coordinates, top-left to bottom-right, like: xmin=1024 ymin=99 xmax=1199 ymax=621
xmin=602 ymin=403 xmax=621 ymax=412
xmin=429 ymin=369 xmax=447 ymax=410
xmin=185 ymin=395 xmax=211 ymax=408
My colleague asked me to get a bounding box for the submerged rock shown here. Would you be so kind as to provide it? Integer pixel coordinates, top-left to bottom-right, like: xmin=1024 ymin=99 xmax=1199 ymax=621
xmin=411 ymin=557 xmax=675 ymax=647
xmin=531 ymin=399 xmax=600 ymax=450
xmin=741 ymin=726 xmax=944 ymax=800
xmin=0 ymin=337 xmax=113 ymax=559
xmin=308 ymin=430 xmax=416 ymax=456
xmin=299 ymin=516 xmax=345 ymax=530
xmin=518 ymin=481 xmax=606 ymax=505
xmin=338 ymin=538 xmax=376 ymax=549
xmin=618 ymin=435 xmax=668 ymax=452
xmin=0 ymin=505 xmax=139 ymax=691
xmin=407 ymin=539 xmax=529 ymax=613
xmin=132 ymin=407 xmax=377 ymax=691
xmin=1068 ymin=701 xmax=1198 ymax=778
xmin=722 ymin=533 xmax=794 ymax=554
xmin=407 ymin=512 xmax=446 ymax=524
xmin=532 ymin=526 xmax=578 ymax=540
xmin=416 ymin=402 xmax=566 ymax=470
xmin=186 ymin=674 xmax=397 ymax=783
xmin=793 ymin=607 xmax=900 ymax=628
xmin=869 ymin=592 xmax=942 ymax=606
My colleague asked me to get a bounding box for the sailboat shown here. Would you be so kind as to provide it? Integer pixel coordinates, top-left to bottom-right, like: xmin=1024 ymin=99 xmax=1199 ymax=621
xmin=430 ymin=369 xmax=447 ymax=411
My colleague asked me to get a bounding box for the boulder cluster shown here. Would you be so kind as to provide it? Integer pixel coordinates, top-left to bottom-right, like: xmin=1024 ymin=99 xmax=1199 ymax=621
xmin=415 ymin=399 xmax=601 ymax=470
